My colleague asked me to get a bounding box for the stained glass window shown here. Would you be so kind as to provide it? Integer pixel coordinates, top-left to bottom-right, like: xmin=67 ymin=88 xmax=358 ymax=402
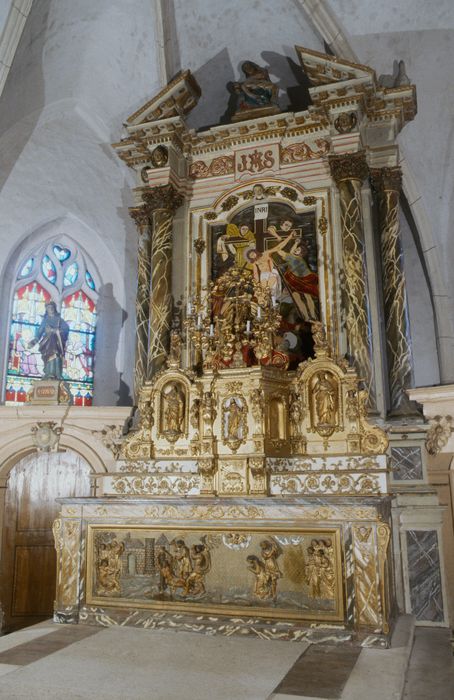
xmin=53 ymin=245 xmax=71 ymax=262
xmin=64 ymin=262 xmax=78 ymax=287
xmin=85 ymin=270 xmax=96 ymax=290
xmin=17 ymin=257 xmax=34 ymax=279
xmin=41 ymin=255 xmax=57 ymax=284
xmin=62 ymin=291 xmax=96 ymax=404
xmin=5 ymin=240 xmax=99 ymax=405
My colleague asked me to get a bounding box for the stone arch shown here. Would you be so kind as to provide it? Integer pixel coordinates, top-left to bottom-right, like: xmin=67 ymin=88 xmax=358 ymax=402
xmin=0 ymin=427 xmax=108 ymax=483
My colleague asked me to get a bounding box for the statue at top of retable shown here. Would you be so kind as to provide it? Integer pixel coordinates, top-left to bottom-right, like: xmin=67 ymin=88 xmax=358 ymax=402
xmin=231 ymin=61 xmax=279 ymax=121
xmin=28 ymin=301 xmax=69 ymax=380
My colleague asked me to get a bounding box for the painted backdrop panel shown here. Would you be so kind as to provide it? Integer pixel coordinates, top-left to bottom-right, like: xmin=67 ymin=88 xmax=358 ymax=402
xmin=211 ymin=203 xmax=319 ymax=368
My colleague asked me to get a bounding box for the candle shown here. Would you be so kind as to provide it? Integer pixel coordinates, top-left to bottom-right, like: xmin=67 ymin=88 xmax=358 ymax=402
xmin=187 ymin=301 xmax=192 ymax=315
xmin=246 ymin=320 xmax=251 ymax=333
xmin=210 ymin=323 xmax=214 ymax=336
xmin=257 ymin=306 xmax=261 ymax=319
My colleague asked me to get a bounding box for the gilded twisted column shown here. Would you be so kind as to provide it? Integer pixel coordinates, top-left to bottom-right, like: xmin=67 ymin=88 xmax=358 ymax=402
xmin=370 ymin=167 xmax=415 ymax=414
xmin=329 ymin=152 xmax=376 ymax=408
xmin=143 ymin=184 xmax=183 ymax=378
xmin=130 ymin=206 xmax=152 ymax=399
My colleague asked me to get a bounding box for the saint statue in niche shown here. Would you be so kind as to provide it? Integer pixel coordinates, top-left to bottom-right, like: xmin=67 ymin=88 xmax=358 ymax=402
xmin=313 ymin=372 xmax=337 ymax=426
xmin=225 ymin=398 xmax=243 ymax=440
xmin=27 ymin=301 xmax=69 ymax=380
xmin=231 ymin=61 xmax=279 ymax=120
xmin=162 ymin=383 xmax=184 ymax=437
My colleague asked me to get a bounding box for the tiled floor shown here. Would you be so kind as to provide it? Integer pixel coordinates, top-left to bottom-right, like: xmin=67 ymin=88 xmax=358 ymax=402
xmin=273 ymin=645 xmax=361 ymax=698
xmin=403 ymin=628 xmax=454 ymax=700
xmin=0 ymin=618 xmax=450 ymax=699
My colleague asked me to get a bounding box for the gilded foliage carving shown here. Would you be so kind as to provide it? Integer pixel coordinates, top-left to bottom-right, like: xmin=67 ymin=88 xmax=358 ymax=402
xmin=425 ymin=415 xmax=453 ymax=456
xmin=112 ymin=474 xmax=199 ymax=496
xmin=272 ymin=472 xmax=381 ymax=496
xmin=280 ymin=139 xmax=330 ymax=163
xmin=190 ymin=155 xmax=234 ymax=179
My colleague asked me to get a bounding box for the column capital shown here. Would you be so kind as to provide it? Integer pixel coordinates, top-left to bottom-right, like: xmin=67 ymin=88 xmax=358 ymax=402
xmin=370 ymin=166 xmax=402 ymax=193
xmin=129 ymin=206 xmax=150 ymax=228
xmin=142 ymin=184 xmax=184 ymax=214
xmin=329 ymin=151 xmax=369 ymax=184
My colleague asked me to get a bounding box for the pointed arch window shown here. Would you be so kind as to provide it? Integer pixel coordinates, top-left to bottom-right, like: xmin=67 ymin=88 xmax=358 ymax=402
xmin=6 ymin=239 xmax=99 ymax=405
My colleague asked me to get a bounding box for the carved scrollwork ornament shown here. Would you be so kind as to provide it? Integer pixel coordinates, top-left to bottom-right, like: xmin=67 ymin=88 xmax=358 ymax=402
xmin=150 ymin=145 xmax=169 ymax=168
xmin=31 ymin=422 xmax=63 ymax=452
xmin=280 ymin=186 xmax=298 ymax=202
xmin=93 ymin=424 xmax=124 ymax=459
xmin=220 ymin=195 xmax=239 ymax=212
xmin=193 ymin=238 xmax=206 ymax=255
xmin=190 ymin=155 xmax=234 ymax=179
xmin=425 ymin=415 xmax=453 ymax=455
xmin=334 ymin=112 xmax=357 ymax=134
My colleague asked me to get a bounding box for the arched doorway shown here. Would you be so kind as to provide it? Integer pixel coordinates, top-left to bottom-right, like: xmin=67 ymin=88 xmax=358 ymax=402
xmin=0 ymin=450 xmax=92 ymax=632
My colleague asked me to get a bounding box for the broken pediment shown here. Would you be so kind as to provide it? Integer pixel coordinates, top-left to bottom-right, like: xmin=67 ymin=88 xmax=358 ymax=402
xmin=126 ymin=69 xmax=201 ymax=126
xmin=296 ymin=46 xmax=416 ymax=127
xmin=295 ymin=46 xmax=375 ymax=86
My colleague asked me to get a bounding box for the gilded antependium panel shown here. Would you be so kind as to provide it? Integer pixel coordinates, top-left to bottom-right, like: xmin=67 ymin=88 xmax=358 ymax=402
xmin=87 ymin=525 xmax=343 ymax=621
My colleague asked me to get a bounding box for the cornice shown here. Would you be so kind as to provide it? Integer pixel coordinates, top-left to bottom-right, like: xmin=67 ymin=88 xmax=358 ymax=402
xmin=113 ymin=108 xmax=331 ymax=168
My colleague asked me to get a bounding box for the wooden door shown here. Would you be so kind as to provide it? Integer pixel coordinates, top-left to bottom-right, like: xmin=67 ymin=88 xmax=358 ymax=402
xmin=1 ymin=451 xmax=91 ymax=632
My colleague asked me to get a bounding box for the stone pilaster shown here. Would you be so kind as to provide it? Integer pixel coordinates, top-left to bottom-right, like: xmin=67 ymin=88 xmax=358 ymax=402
xmin=329 ymin=152 xmax=376 ymax=409
xmin=142 ymin=184 xmax=183 ymax=378
xmin=370 ymin=167 xmax=416 ymax=415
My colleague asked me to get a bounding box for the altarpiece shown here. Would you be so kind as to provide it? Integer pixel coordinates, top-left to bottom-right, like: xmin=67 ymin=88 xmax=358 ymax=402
xmin=52 ymin=48 xmax=448 ymax=643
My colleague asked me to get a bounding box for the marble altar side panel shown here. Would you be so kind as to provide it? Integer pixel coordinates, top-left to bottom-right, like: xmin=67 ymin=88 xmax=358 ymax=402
xmin=406 ymin=529 xmax=444 ymax=622
xmin=391 ymin=446 xmax=423 ymax=481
